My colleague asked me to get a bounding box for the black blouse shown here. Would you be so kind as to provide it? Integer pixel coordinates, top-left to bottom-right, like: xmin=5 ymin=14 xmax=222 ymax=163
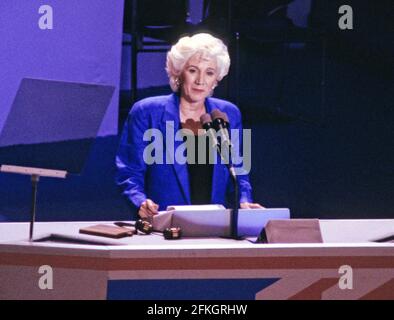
xmin=181 ymin=121 xmax=213 ymax=205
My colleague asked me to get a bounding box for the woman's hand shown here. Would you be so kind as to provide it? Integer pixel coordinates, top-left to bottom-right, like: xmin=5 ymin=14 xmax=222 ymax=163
xmin=138 ymin=199 xmax=159 ymax=219
xmin=240 ymin=202 xmax=265 ymax=209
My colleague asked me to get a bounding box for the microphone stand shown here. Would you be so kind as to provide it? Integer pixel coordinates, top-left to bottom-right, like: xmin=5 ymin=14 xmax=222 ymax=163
xmin=227 ymin=164 xmax=241 ymax=240
xmin=219 ymin=139 xmax=242 ymax=240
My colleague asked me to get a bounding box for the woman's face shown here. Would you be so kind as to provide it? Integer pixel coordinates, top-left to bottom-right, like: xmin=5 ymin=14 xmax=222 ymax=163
xmin=180 ymin=53 xmax=218 ymax=104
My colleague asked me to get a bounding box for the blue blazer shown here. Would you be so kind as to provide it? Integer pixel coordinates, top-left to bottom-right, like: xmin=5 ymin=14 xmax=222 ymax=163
xmin=116 ymin=93 xmax=253 ymax=212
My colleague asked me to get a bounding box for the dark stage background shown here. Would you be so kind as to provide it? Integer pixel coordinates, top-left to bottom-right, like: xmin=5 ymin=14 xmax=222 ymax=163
xmin=0 ymin=0 xmax=392 ymax=222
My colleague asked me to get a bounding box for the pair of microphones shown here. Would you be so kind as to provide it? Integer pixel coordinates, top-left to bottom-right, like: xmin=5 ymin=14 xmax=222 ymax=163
xmin=200 ymin=109 xmax=232 ymax=153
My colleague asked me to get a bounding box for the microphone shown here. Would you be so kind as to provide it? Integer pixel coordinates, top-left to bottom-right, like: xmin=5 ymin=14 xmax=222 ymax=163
xmin=210 ymin=109 xmax=232 ymax=150
xmin=200 ymin=113 xmax=220 ymax=149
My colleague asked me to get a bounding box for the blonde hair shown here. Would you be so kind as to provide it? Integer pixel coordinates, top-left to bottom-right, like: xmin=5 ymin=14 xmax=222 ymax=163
xmin=166 ymin=33 xmax=230 ymax=92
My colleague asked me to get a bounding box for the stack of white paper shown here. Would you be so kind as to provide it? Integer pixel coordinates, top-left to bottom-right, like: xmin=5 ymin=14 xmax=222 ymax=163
xmin=152 ymin=205 xmax=290 ymax=237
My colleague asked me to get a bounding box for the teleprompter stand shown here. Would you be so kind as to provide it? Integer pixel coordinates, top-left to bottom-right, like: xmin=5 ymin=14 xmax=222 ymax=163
xmin=0 ymin=165 xmax=67 ymax=241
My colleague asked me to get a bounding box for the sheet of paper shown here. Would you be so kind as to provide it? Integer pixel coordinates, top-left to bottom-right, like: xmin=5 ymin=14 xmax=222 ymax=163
xmin=166 ymin=204 xmax=226 ymax=211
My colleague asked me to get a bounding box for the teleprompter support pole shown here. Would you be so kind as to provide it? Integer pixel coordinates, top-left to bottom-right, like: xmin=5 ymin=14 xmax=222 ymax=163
xmin=29 ymin=174 xmax=40 ymax=242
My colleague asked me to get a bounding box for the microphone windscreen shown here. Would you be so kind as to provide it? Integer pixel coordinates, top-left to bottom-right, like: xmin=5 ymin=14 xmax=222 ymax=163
xmin=200 ymin=113 xmax=213 ymax=125
xmin=221 ymin=111 xmax=229 ymax=123
xmin=211 ymin=109 xmax=230 ymax=125
xmin=210 ymin=109 xmax=222 ymax=120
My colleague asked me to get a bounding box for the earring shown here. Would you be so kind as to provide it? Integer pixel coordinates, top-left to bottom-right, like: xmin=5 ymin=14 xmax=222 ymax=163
xmin=175 ymin=78 xmax=181 ymax=88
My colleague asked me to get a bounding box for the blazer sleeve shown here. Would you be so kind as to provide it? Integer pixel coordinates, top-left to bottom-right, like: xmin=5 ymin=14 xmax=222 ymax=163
xmin=229 ymin=106 xmax=254 ymax=204
xmin=115 ymin=103 xmax=149 ymax=209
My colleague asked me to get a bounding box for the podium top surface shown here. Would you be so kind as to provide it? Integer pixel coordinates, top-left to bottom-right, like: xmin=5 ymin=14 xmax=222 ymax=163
xmin=0 ymin=220 xmax=393 ymax=256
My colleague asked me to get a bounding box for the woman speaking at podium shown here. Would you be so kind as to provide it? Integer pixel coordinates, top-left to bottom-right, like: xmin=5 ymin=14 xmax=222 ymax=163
xmin=116 ymin=33 xmax=263 ymax=219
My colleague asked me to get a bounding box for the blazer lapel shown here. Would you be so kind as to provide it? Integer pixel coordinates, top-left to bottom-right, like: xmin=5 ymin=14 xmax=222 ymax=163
xmin=161 ymin=94 xmax=191 ymax=204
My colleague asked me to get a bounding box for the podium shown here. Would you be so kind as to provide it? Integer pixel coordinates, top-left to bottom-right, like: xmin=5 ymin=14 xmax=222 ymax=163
xmin=0 ymin=219 xmax=393 ymax=300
